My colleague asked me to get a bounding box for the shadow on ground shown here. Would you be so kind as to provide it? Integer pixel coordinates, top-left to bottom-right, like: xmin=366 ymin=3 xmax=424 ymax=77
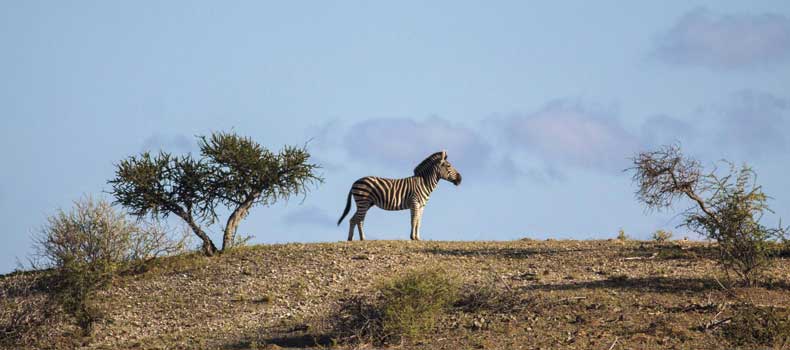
xmin=423 ymin=242 xmax=717 ymax=261
xmin=523 ymin=276 xmax=721 ymax=294
xmin=423 ymin=246 xmax=607 ymax=259
xmin=225 ymin=334 xmax=334 ymax=349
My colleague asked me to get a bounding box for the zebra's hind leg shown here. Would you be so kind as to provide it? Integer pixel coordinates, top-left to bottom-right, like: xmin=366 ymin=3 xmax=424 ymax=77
xmin=347 ymin=221 xmax=355 ymax=241
xmin=349 ymin=203 xmax=370 ymax=241
xmin=357 ymin=221 xmax=365 ymax=241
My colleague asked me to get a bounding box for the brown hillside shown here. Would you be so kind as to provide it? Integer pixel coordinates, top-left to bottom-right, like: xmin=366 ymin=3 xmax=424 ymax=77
xmin=3 ymin=239 xmax=790 ymax=349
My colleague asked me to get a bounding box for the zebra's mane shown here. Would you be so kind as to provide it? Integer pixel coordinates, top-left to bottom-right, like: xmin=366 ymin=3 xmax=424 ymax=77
xmin=413 ymin=151 xmax=445 ymax=176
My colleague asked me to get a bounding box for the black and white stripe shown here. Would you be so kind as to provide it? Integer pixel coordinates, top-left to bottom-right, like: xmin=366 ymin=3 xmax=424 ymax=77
xmin=337 ymin=151 xmax=462 ymax=241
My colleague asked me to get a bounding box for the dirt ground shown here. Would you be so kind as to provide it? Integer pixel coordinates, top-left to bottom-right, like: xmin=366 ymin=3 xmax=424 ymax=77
xmin=3 ymin=239 xmax=790 ymax=349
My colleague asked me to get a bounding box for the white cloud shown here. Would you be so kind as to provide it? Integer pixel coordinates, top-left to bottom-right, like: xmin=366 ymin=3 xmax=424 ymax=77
xmin=499 ymin=100 xmax=640 ymax=172
xmin=343 ymin=117 xmax=493 ymax=176
xmin=641 ymin=114 xmax=696 ymax=147
xmin=653 ymin=8 xmax=790 ymax=69
xmin=714 ymin=90 xmax=789 ymax=156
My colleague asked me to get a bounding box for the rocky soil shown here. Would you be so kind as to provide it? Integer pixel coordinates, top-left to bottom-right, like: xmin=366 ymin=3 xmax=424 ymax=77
xmin=3 ymin=239 xmax=790 ymax=349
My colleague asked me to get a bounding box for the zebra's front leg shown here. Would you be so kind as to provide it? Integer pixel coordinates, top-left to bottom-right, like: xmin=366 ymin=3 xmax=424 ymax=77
xmin=409 ymin=208 xmax=417 ymax=241
xmin=414 ymin=206 xmax=424 ymax=241
xmin=409 ymin=206 xmax=423 ymax=241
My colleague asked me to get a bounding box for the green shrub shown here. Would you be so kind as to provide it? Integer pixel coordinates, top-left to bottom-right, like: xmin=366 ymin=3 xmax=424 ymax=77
xmin=32 ymin=197 xmax=188 ymax=334
xmin=780 ymin=236 xmax=790 ymax=258
xmin=378 ymin=268 xmax=460 ymax=341
xmin=617 ymin=229 xmax=628 ymax=241
xmin=652 ymin=230 xmax=673 ymax=242
xmin=328 ymin=267 xmax=460 ymax=346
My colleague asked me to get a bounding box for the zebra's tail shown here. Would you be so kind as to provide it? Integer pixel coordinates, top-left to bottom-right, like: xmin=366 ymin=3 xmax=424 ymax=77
xmin=337 ymin=189 xmax=353 ymax=226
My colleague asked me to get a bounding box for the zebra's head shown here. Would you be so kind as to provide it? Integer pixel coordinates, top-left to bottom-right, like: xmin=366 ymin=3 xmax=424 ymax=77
xmin=436 ymin=151 xmax=462 ymax=186
xmin=414 ymin=150 xmax=462 ymax=185
xmin=438 ymin=157 xmax=462 ymax=186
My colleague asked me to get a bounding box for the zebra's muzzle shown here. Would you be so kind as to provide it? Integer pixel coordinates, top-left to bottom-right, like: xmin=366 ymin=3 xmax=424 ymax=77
xmin=452 ymin=174 xmax=462 ymax=186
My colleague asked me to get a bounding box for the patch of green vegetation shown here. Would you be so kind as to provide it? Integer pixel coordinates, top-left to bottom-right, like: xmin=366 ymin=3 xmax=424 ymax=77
xmin=328 ymin=267 xmax=460 ymax=346
xmin=652 ymin=230 xmax=673 ymax=242
xmin=378 ymin=267 xmax=461 ymax=342
xmin=617 ymin=229 xmax=628 ymax=241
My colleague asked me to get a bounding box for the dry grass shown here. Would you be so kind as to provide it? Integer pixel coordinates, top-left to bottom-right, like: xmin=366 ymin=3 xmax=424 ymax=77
xmin=2 ymin=239 xmax=790 ymax=349
xmin=720 ymin=303 xmax=790 ymax=348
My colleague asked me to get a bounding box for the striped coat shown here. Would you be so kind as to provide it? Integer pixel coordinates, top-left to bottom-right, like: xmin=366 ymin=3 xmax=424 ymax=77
xmin=338 ymin=151 xmax=462 ymax=241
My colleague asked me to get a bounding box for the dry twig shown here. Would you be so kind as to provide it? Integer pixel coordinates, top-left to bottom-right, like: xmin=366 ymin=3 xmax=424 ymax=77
xmin=608 ymin=336 xmax=619 ymax=350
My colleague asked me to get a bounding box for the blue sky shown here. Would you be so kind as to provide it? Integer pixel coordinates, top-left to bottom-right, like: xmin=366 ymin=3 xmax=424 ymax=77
xmin=2 ymin=1 xmax=790 ymax=273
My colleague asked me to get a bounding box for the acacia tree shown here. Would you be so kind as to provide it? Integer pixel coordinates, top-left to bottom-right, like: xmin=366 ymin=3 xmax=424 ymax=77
xmin=109 ymin=153 xmax=219 ymax=255
xmin=109 ymin=131 xmax=322 ymax=255
xmin=630 ymin=144 xmax=787 ymax=285
xmin=199 ymin=132 xmax=322 ymax=250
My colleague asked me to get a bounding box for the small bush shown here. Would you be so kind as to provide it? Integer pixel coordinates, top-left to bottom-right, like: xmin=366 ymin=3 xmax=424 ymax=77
xmin=328 ymin=267 xmax=460 ymax=346
xmin=32 ymin=197 xmax=189 ymax=335
xmin=617 ymin=229 xmax=628 ymax=241
xmin=630 ymin=146 xmax=788 ymax=286
xmin=378 ymin=267 xmax=460 ymax=342
xmin=721 ymin=304 xmax=790 ymax=347
xmin=652 ymin=230 xmax=673 ymax=242
xmin=779 ymin=235 xmax=790 ymax=258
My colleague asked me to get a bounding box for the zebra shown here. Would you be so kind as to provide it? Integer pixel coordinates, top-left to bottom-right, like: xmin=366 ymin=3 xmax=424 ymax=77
xmin=337 ymin=150 xmax=462 ymax=241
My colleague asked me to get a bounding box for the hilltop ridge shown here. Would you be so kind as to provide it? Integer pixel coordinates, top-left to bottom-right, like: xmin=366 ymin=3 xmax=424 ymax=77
xmin=3 ymin=239 xmax=789 ymax=349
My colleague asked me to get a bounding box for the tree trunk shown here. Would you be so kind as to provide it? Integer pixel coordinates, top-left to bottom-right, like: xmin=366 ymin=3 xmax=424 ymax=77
xmin=190 ymin=221 xmax=218 ymax=256
xmin=175 ymin=210 xmax=218 ymax=256
xmin=222 ymin=192 xmax=260 ymax=251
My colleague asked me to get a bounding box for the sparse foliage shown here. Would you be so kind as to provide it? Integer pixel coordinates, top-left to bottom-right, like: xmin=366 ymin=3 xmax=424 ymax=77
xmin=109 ymin=131 xmax=322 ymax=254
xmin=199 ymin=132 xmax=323 ymax=250
xmin=630 ymin=145 xmax=788 ymax=286
xmin=652 ymin=230 xmax=673 ymax=242
xmin=617 ymin=229 xmax=628 ymax=241
xmin=109 ymin=152 xmax=218 ymax=255
xmin=32 ymin=197 xmax=188 ymax=334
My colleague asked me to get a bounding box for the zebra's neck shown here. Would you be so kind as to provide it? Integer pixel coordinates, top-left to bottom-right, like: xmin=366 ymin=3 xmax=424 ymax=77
xmin=418 ymin=168 xmax=440 ymax=193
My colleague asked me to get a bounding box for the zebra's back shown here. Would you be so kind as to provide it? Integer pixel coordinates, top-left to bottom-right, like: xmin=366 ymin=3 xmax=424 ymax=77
xmin=351 ymin=176 xmax=424 ymax=211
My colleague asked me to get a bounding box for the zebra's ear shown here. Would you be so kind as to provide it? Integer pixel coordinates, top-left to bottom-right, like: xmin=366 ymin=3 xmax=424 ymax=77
xmin=441 ymin=150 xmax=447 ymax=160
